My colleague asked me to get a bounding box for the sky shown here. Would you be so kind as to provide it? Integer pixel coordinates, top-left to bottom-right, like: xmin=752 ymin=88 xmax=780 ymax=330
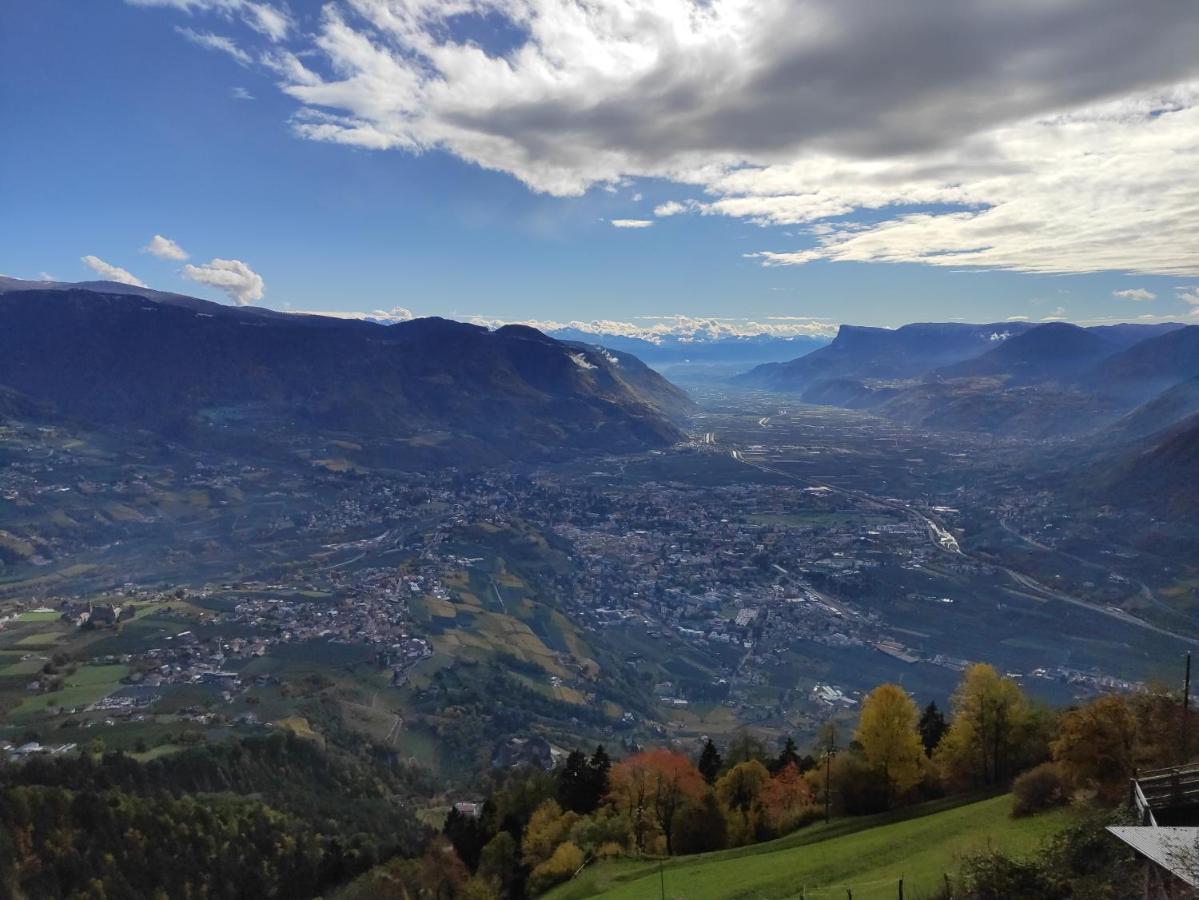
xmin=2 ymin=0 xmax=1198 ymax=339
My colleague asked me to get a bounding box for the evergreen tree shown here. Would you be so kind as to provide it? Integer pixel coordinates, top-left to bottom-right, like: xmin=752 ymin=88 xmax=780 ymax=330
xmin=918 ymin=701 xmax=948 ymax=756
xmin=770 ymin=736 xmax=801 ymax=775
xmin=698 ymin=739 xmax=723 ymax=784
xmin=585 ymin=744 xmax=611 ymax=809
xmin=555 ymin=749 xmax=593 ymax=814
xmin=444 ymin=807 xmax=489 ymax=873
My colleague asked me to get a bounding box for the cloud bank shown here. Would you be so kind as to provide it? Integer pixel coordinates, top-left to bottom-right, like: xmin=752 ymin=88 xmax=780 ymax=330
xmin=132 ymin=0 xmax=1199 ymax=277
xmin=465 ymin=314 xmax=836 ymax=341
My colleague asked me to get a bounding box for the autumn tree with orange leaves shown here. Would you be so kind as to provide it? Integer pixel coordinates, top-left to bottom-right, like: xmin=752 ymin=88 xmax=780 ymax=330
xmin=607 ymin=749 xmax=706 ymax=854
xmin=761 ymin=763 xmax=816 ymax=832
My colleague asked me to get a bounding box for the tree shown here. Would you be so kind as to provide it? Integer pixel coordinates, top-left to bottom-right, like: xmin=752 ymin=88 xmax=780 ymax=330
xmin=420 ymin=835 xmax=470 ymax=900
xmin=935 ymin=664 xmax=1030 ymax=787
xmin=697 ymin=739 xmax=722 ymax=785
xmin=1051 ymin=694 xmax=1137 ymax=798
xmin=715 ymin=760 xmax=771 ymax=844
xmin=444 ymin=807 xmax=489 ymax=873
xmin=476 ymin=831 xmax=520 ymax=899
xmin=587 ymin=745 xmax=612 ymax=807
xmin=557 ymin=750 xmax=600 ymax=814
xmin=607 ymin=750 xmax=706 ymax=855
xmin=761 ymin=763 xmax=815 ymax=833
xmin=770 ymin=737 xmax=801 ymax=775
xmin=1011 ymin=762 xmax=1067 ymax=816
xmin=855 ymin=684 xmax=925 ymax=806
xmin=918 ymin=701 xmax=948 ymax=756
xmin=521 ymin=800 xmax=578 ymax=871
xmin=670 ymin=792 xmax=727 ymax=854
xmin=724 ymin=730 xmax=767 ymax=767
xmin=527 ymin=841 xmax=584 ymax=895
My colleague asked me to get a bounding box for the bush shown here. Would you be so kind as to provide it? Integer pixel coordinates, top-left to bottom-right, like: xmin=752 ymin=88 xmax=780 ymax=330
xmin=527 ymin=841 xmax=584 ymax=895
xmin=1011 ymin=762 xmax=1067 ymax=817
xmin=956 ymin=849 xmax=1067 ymax=900
xmin=671 ymin=793 xmax=727 ymax=854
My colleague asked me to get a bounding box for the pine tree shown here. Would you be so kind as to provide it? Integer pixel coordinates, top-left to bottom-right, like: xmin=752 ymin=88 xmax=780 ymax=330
xmin=555 ymin=749 xmax=592 ymax=813
xmin=919 ymin=701 xmax=948 ymax=756
xmin=585 ymin=745 xmax=611 ymax=810
xmin=771 ymin=736 xmax=801 ymax=774
xmin=697 ymin=738 xmax=723 ymax=784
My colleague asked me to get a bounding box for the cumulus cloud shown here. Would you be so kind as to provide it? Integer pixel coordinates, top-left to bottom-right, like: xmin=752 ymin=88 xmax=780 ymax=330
xmin=610 ymin=219 xmax=653 ymax=229
xmin=1113 ymin=288 xmax=1156 ymax=301
xmin=654 ymin=201 xmax=689 ymax=217
xmin=82 ymin=255 xmax=147 ymax=287
xmin=142 ymin=234 xmax=189 ymax=261
xmin=1178 ymin=287 xmax=1199 ymax=315
xmin=182 ymin=257 xmax=264 ymax=305
xmin=174 ymin=26 xmax=251 ymax=65
xmin=133 ymin=0 xmax=1199 ymax=276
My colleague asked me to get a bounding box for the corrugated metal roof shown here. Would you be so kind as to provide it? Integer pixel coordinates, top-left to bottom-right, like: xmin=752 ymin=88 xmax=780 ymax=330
xmin=1108 ymin=826 xmax=1199 ymax=887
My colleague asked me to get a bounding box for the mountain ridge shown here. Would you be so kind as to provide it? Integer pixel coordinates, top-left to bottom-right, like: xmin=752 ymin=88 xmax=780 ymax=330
xmin=0 ymin=281 xmax=694 ymax=465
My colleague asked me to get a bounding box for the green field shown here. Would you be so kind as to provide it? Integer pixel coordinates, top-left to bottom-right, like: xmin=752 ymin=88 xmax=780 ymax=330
xmin=10 ymin=663 xmax=130 ymax=721
xmin=548 ymin=795 xmax=1074 ymax=900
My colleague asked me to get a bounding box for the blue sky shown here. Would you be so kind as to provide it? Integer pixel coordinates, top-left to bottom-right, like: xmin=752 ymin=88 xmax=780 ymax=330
xmin=3 ymin=0 xmax=1197 ymax=335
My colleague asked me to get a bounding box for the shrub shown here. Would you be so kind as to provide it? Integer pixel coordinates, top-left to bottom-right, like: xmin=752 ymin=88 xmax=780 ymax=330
xmin=528 ymin=841 xmax=584 ymax=895
xmin=1011 ymin=762 xmax=1067 ymax=817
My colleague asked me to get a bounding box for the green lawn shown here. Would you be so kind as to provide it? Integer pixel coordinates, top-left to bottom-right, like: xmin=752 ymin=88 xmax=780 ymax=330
xmin=15 ymin=610 xmax=62 ymax=623
xmin=10 ymin=663 xmax=130 ymax=721
xmin=549 ymin=795 xmax=1074 ymax=900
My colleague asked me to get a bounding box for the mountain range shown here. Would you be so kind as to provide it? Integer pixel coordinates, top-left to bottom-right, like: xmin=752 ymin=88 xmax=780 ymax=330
xmin=0 ymin=278 xmax=693 ymax=466
xmin=737 ymin=319 xmax=1196 ymax=437
xmin=545 ymin=327 xmax=830 ymax=377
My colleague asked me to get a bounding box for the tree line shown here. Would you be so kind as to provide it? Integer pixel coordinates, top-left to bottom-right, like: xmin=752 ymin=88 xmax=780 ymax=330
xmin=376 ymin=662 xmax=1194 ymax=899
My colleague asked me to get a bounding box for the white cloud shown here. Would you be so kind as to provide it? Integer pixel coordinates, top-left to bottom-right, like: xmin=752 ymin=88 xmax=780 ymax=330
xmin=142 ymin=234 xmax=189 ymax=261
xmin=654 ymin=201 xmax=689 ymax=217
xmin=174 ymin=26 xmax=252 ymax=65
xmin=463 ymin=314 xmax=837 ymax=341
xmin=81 ymin=255 xmax=147 ymax=287
xmin=182 ymin=257 xmax=264 ymax=305
xmin=1041 ymin=307 xmax=1069 ymax=321
xmin=231 ymin=86 xmax=255 ymax=100
xmin=37 ymin=272 xmax=56 ymax=282
xmin=610 ymin=219 xmax=653 ymax=229
xmin=1113 ymin=288 xmax=1156 ymax=302
xmin=128 ymin=0 xmax=290 ymax=41
xmin=1006 ymin=315 xmax=1031 ymax=321
xmin=133 ymin=0 xmax=1199 ymax=277
xmin=1178 ymin=286 xmax=1199 ymax=315
xmin=294 ymin=306 xmax=414 ymax=323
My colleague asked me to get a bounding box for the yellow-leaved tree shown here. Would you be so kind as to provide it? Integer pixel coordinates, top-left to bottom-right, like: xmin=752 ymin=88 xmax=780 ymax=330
xmin=935 ymin=663 xmax=1031 ymax=788
xmin=854 ymin=683 xmax=925 ymax=807
xmin=1052 ymin=694 xmax=1137 ymax=799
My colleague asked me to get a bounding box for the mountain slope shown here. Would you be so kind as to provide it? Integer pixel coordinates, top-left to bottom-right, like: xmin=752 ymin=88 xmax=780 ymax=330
xmin=1097 ymin=412 xmax=1199 ymax=517
xmin=1089 ymin=324 xmax=1199 ymax=403
xmin=736 ymin=322 xmax=1035 ymax=391
xmin=0 ymin=284 xmax=693 ymax=464
xmin=937 ymin=322 xmax=1117 ymax=383
xmin=1111 ymin=375 xmax=1199 ymax=439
